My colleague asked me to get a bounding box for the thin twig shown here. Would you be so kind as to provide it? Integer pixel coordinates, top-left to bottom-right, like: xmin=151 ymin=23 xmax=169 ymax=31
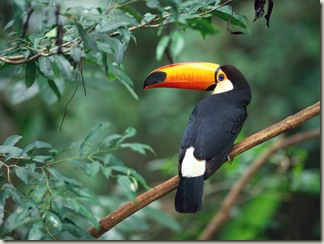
xmin=87 ymin=101 xmax=320 ymax=238
xmin=58 ymin=77 xmax=81 ymax=131
xmin=198 ymin=129 xmax=320 ymax=240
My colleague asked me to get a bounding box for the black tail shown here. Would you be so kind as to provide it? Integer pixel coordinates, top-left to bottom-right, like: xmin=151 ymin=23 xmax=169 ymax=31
xmin=175 ymin=175 xmax=204 ymax=213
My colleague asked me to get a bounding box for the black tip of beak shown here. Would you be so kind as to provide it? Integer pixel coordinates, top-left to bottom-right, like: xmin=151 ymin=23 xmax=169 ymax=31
xmin=143 ymin=71 xmax=167 ymax=89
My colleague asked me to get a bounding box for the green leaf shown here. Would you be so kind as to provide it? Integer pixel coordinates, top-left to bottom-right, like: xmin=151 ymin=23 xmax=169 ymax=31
xmin=97 ymin=10 xmax=138 ymax=33
xmin=38 ymin=57 xmax=53 ymax=77
xmin=170 ymin=32 xmax=185 ymax=59
xmin=156 ymin=35 xmax=170 ymax=61
xmin=44 ymin=211 xmax=62 ymax=232
xmin=25 ymin=61 xmax=37 ymax=88
xmin=36 ymin=76 xmax=62 ymax=105
xmin=12 ymin=2 xmax=23 ymax=34
xmin=213 ymin=5 xmax=248 ymax=29
xmin=117 ymin=175 xmax=136 ymax=200
xmin=65 ymin=198 xmax=99 ymax=228
xmin=85 ymin=160 xmax=101 ymax=177
xmin=55 ymin=55 xmax=74 ymax=81
xmin=31 ymin=184 xmax=48 ymax=202
xmin=0 ymin=191 xmax=10 ymax=226
xmin=1 ymin=183 xmax=22 ymax=203
xmin=111 ymin=165 xmax=150 ymax=190
xmin=70 ymin=46 xmax=82 ymax=62
xmin=9 ymin=81 xmax=39 ymax=105
xmin=27 ymin=221 xmax=44 ymax=240
xmin=116 ymin=127 xmax=137 ymax=145
xmin=141 ymin=13 xmax=157 ymax=24
xmin=101 ymin=166 xmax=112 ymax=179
xmin=76 ymin=23 xmax=99 ymax=53
xmin=79 ymin=122 xmax=110 ymax=156
xmin=79 ymin=204 xmax=99 ymax=229
xmin=44 ymin=27 xmax=57 ymax=39
xmin=119 ymin=143 xmax=155 ymax=156
xmin=20 ymin=141 xmax=53 ymax=157
xmin=146 ymin=0 xmax=160 ymax=9
xmin=47 ymin=79 xmax=61 ymax=101
xmin=185 ymin=17 xmax=220 ymax=37
xmin=31 ymin=155 xmax=54 ymax=163
xmin=3 ymin=135 xmax=22 ymax=146
xmin=0 ymin=145 xmax=27 ymax=161
xmin=46 ymin=168 xmax=81 ymax=187
xmin=15 ymin=167 xmax=29 ymax=184
xmin=99 ymin=134 xmax=122 ymax=148
xmin=97 ymin=36 xmax=124 ymax=65
xmin=107 ymin=64 xmax=138 ymax=100
xmin=1 ymin=201 xmax=39 ymax=234
xmin=68 ymin=186 xmax=99 ymax=203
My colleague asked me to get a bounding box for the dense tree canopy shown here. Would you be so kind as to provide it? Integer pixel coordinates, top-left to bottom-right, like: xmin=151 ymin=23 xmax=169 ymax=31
xmin=0 ymin=0 xmax=320 ymax=240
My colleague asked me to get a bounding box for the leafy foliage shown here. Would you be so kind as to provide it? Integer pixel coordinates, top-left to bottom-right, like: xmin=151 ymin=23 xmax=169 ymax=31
xmin=0 ymin=123 xmax=157 ymax=240
xmin=0 ymin=0 xmax=248 ymax=104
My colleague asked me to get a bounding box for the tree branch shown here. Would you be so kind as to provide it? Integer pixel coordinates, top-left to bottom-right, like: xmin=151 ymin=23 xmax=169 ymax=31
xmin=198 ymin=129 xmax=320 ymax=240
xmin=88 ymin=101 xmax=320 ymax=238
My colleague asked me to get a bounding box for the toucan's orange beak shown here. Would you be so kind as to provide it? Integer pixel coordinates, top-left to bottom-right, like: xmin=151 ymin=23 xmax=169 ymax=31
xmin=143 ymin=62 xmax=220 ymax=91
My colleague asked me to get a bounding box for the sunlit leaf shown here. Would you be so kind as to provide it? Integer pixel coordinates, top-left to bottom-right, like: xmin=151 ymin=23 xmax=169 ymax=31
xmin=3 ymin=135 xmax=22 ymax=146
xmin=27 ymin=221 xmax=44 ymax=240
xmin=44 ymin=211 xmax=62 ymax=232
xmin=44 ymin=27 xmax=57 ymax=39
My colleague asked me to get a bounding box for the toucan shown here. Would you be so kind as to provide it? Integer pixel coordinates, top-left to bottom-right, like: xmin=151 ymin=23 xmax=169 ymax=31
xmin=143 ymin=62 xmax=252 ymax=213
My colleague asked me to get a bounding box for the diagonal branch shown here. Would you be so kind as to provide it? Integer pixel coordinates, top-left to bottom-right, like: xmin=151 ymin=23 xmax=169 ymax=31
xmin=198 ymin=129 xmax=320 ymax=240
xmin=88 ymin=101 xmax=320 ymax=238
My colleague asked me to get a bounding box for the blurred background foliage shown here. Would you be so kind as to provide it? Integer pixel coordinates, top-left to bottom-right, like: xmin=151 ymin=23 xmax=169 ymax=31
xmin=0 ymin=0 xmax=320 ymax=241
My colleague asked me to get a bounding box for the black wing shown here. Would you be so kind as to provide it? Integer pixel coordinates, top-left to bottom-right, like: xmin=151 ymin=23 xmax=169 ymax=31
xmin=179 ymin=96 xmax=247 ymax=179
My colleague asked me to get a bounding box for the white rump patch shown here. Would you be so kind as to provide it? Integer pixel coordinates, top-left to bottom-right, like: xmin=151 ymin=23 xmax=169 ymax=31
xmin=181 ymin=147 xmax=206 ymax=177
xmin=212 ymin=79 xmax=234 ymax=94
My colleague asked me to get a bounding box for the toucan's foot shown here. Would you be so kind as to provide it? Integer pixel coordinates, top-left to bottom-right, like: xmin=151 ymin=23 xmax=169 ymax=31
xmin=227 ymin=155 xmax=232 ymax=164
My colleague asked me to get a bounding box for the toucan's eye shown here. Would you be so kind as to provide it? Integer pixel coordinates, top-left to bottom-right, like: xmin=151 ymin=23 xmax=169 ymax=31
xmin=218 ymin=73 xmax=225 ymax=81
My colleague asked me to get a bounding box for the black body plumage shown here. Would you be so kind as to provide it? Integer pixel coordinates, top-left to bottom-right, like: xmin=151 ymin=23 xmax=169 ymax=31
xmin=175 ymin=65 xmax=251 ymax=213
